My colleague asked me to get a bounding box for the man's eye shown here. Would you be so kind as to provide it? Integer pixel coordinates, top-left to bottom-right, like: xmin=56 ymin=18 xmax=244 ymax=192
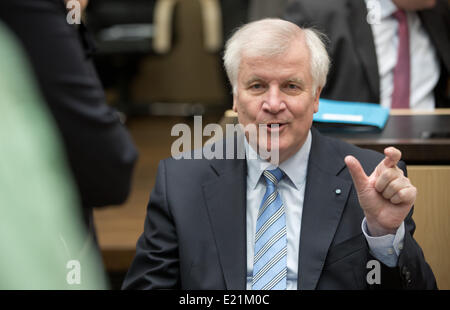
xmin=284 ymin=83 xmax=302 ymax=94
xmin=250 ymin=84 xmax=263 ymax=89
xmin=248 ymin=83 xmax=266 ymax=93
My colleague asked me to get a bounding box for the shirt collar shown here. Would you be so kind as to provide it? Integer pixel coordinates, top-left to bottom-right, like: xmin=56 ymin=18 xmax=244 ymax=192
xmin=245 ymin=130 xmax=312 ymax=190
xmin=365 ymin=0 xmax=398 ymax=20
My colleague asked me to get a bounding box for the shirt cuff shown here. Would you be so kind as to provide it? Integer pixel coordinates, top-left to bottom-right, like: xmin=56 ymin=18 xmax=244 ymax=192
xmin=361 ymin=218 xmax=405 ymax=267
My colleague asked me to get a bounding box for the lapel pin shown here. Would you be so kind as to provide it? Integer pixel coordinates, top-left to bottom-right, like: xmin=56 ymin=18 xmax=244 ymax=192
xmin=335 ymin=189 xmax=342 ymax=195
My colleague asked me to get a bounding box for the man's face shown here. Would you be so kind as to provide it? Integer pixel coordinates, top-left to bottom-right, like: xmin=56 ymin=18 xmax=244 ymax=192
xmin=233 ymin=36 xmax=321 ymax=164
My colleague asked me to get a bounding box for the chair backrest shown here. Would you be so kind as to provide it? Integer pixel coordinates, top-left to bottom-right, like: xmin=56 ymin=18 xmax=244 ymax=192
xmin=86 ymin=0 xmax=157 ymax=54
xmin=87 ymin=0 xmax=156 ymax=30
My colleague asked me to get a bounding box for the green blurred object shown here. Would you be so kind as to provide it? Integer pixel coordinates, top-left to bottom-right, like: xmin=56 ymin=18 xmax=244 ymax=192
xmin=0 ymin=21 xmax=107 ymax=290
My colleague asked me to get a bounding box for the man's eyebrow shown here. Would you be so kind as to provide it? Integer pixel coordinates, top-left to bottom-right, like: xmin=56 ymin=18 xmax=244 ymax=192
xmin=244 ymin=76 xmax=264 ymax=85
xmin=285 ymin=78 xmax=305 ymax=85
xmin=243 ymin=76 xmax=305 ymax=86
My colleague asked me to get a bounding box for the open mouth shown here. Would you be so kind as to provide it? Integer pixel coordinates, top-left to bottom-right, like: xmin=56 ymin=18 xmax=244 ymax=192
xmin=265 ymin=123 xmax=287 ymax=132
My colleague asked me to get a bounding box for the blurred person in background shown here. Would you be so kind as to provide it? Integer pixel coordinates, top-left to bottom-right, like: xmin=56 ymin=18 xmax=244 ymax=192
xmin=0 ymin=21 xmax=107 ymax=289
xmin=285 ymin=0 xmax=450 ymax=109
xmin=0 ymin=0 xmax=138 ymax=239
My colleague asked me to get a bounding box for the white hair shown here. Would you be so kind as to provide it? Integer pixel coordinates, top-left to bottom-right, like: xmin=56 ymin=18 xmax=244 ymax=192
xmin=223 ymin=18 xmax=330 ymax=96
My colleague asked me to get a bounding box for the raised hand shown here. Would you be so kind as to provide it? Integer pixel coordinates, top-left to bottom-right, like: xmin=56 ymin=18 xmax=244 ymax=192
xmin=344 ymin=147 xmax=416 ymax=237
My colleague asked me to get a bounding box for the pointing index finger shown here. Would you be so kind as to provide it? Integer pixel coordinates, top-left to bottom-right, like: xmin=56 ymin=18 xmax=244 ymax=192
xmin=382 ymin=147 xmax=402 ymax=169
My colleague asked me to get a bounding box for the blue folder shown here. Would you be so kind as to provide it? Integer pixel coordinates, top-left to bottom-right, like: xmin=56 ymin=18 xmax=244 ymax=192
xmin=313 ymin=99 xmax=390 ymax=130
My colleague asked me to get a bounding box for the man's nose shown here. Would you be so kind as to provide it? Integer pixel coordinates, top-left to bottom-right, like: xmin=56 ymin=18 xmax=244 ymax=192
xmin=263 ymin=87 xmax=286 ymax=113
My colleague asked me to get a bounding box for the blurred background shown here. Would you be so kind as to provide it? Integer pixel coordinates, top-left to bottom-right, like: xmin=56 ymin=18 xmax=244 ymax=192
xmin=1 ymin=0 xmax=448 ymax=290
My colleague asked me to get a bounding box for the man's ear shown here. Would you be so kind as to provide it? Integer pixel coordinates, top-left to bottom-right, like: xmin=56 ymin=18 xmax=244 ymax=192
xmin=313 ymin=87 xmax=322 ymax=113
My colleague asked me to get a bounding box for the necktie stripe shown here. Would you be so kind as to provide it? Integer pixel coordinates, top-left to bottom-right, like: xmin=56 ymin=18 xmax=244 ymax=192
xmin=263 ymin=170 xmax=278 ymax=185
xmin=252 ymin=247 xmax=287 ymax=286
xmin=258 ymin=191 xmax=277 ymax=218
xmin=254 ymin=227 xmax=286 ymax=264
xmin=261 ymin=269 xmax=287 ymax=290
xmin=255 ymin=204 xmax=284 ymax=242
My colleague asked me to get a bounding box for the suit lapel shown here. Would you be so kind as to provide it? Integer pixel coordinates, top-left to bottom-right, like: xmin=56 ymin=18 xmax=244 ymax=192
xmin=346 ymin=0 xmax=380 ymax=102
xmin=202 ymin=137 xmax=247 ymax=289
xmin=200 ymin=131 xmax=355 ymax=290
xmin=298 ymin=129 xmax=352 ymax=290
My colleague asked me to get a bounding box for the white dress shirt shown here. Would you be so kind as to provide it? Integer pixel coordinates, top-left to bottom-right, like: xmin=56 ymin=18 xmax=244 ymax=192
xmin=245 ymin=130 xmax=405 ymax=289
xmin=365 ymin=0 xmax=440 ymax=109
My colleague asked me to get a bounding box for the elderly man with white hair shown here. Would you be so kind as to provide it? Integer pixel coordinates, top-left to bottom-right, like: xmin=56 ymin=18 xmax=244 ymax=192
xmin=123 ymin=18 xmax=436 ymax=290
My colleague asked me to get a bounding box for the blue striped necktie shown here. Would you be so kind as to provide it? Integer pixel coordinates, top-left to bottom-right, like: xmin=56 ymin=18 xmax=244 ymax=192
xmin=252 ymin=168 xmax=287 ymax=290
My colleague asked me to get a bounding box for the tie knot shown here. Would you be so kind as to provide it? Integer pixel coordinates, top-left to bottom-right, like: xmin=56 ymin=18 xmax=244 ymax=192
xmin=263 ymin=168 xmax=284 ymax=187
xmin=393 ymin=9 xmax=407 ymax=22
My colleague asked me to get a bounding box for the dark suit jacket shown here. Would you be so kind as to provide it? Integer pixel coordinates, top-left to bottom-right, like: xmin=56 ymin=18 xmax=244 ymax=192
xmin=123 ymin=128 xmax=436 ymax=289
xmin=0 ymin=0 xmax=138 ymax=228
xmin=285 ymin=0 xmax=450 ymax=107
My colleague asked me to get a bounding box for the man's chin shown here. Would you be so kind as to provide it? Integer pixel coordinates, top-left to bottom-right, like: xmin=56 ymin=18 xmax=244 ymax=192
xmin=254 ymin=139 xmax=283 ymax=164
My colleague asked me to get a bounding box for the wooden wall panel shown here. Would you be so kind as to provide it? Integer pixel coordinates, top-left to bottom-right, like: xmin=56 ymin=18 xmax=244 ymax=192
xmin=408 ymin=166 xmax=450 ymax=289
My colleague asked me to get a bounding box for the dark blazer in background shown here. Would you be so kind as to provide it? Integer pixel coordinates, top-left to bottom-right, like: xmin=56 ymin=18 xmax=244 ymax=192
xmin=285 ymin=0 xmax=450 ymax=107
xmin=0 ymin=0 xmax=138 ymax=228
xmin=122 ymin=129 xmax=436 ymax=289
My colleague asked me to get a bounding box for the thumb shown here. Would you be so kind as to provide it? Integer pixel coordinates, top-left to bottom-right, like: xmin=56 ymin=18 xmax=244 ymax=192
xmin=345 ymin=155 xmax=369 ymax=194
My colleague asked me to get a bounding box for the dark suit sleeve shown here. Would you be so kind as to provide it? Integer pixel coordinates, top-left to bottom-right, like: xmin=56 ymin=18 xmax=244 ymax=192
xmin=374 ymin=161 xmax=437 ymax=289
xmin=0 ymin=0 xmax=138 ymax=208
xmin=122 ymin=160 xmax=180 ymax=289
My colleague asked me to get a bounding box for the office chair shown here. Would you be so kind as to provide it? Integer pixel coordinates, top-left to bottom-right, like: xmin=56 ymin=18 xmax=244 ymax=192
xmin=86 ymin=0 xmax=175 ymax=116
